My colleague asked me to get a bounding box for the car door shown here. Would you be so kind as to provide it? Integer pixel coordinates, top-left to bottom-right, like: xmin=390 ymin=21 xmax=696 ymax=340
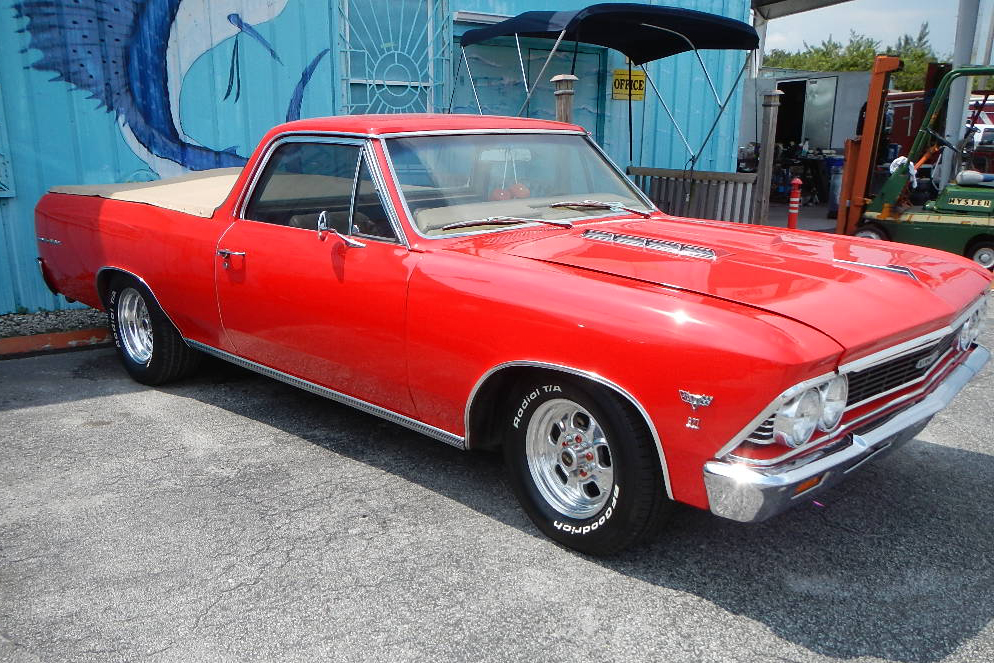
xmin=215 ymin=136 xmax=419 ymax=416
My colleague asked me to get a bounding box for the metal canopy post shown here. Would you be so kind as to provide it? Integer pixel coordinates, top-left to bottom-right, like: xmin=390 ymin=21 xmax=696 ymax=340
xmin=640 ymin=65 xmax=694 ymax=158
xmin=515 ymin=34 xmax=528 ymax=88
xmin=640 ymin=23 xmax=721 ymax=106
xmin=518 ymin=29 xmax=567 ymax=116
xmin=446 ymin=49 xmax=464 ymax=113
xmin=461 ymin=47 xmax=484 ymax=115
xmin=688 ymin=54 xmax=751 ymax=169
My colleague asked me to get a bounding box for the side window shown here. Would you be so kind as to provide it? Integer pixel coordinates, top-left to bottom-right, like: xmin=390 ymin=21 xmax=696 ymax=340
xmin=352 ymin=155 xmax=398 ymax=241
xmin=244 ymin=142 xmax=360 ymax=230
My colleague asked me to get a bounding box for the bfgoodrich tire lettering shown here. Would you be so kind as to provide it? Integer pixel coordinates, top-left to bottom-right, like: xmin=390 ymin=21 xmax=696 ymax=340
xmin=105 ymin=275 xmax=200 ymax=385
xmin=502 ymin=377 xmax=672 ymax=555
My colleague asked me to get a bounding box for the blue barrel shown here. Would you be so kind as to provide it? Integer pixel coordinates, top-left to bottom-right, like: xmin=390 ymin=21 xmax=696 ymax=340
xmin=827 ymin=156 xmax=845 ymax=217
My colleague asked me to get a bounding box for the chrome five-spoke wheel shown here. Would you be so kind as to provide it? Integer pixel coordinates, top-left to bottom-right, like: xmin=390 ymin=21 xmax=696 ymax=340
xmin=525 ymin=399 xmax=614 ymax=519
xmin=117 ymin=287 xmax=154 ymax=364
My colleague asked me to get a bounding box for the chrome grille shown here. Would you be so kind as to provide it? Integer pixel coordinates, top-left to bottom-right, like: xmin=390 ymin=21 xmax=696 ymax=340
xmin=582 ymin=229 xmax=716 ymax=260
xmin=846 ymin=331 xmax=957 ymax=406
xmin=745 ymin=414 xmax=775 ymax=444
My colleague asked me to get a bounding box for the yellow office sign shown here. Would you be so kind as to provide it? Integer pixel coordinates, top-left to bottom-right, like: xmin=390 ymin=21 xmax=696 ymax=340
xmin=612 ymin=69 xmax=645 ymax=101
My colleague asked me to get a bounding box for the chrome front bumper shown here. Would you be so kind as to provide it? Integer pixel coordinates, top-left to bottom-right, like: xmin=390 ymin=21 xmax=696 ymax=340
xmin=703 ymin=345 xmax=990 ymax=523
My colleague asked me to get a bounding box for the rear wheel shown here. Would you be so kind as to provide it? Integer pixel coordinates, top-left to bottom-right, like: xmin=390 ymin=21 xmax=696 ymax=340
xmin=854 ymin=223 xmax=889 ymax=241
xmin=501 ymin=376 xmax=672 ymax=555
xmin=968 ymin=241 xmax=994 ymax=270
xmin=105 ymin=275 xmax=200 ymax=385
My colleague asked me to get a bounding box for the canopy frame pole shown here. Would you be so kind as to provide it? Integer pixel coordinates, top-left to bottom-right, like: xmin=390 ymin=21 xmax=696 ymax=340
xmin=640 ymin=23 xmax=721 ymax=107
xmin=687 ymin=53 xmax=751 ymax=169
xmin=517 ymin=29 xmax=566 ymax=116
xmin=461 ymin=47 xmax=484 ymax=115
xmin=447 ymin=47 xmax=465 ymax=113
xmin=515 ymin=34 xmax=528 ymax=90
xmin=640 ymin=64 xmax=694 ymax=158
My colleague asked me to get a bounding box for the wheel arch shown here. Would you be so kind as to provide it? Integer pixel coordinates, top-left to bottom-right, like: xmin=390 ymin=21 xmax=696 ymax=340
xmin=464 ymin=361 xmax=673 ymax=499
xmin=965 ymin=233 xmax=994 ymax=254
xmin=95 ymin=267 xmax=184 ymax=337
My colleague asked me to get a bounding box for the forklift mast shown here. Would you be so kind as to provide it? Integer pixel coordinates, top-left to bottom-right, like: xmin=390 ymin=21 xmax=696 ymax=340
xmin=837 ymin=57 xmax=994 ymax=235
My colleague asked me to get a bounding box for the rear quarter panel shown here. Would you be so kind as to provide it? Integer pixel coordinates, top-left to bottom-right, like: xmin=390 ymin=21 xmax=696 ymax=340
xmin=35 ymin=193 xmax=229 ymax=347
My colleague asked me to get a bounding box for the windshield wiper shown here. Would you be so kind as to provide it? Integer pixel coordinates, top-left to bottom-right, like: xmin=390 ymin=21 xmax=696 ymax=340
xmin=547 ymin=200 xmax=652 ymax=218
xmin=440 ymin=216 xmax=574 ymax=232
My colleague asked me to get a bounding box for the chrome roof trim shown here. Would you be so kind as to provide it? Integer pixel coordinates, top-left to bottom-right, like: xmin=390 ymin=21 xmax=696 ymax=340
xmin=185 ymin=339 xmax=466 ymax=449
xmin=376 ymin=128 xmax=587 ymax=138
xmin=464 ymin=360 xmax=674 ymax=500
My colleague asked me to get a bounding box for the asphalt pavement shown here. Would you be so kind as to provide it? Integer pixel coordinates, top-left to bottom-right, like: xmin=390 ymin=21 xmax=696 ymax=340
xmin=1 ymin=314 xmax=992 ymax=663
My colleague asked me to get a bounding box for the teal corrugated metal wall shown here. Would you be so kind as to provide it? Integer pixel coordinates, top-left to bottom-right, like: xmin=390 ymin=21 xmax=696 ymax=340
xmin=0 ymin=0 xmax=750 ymax=314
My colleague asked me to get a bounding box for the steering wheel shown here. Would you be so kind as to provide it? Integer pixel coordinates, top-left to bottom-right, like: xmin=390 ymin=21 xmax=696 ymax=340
xmin=926 ymin=127 xmax=957 ymax=151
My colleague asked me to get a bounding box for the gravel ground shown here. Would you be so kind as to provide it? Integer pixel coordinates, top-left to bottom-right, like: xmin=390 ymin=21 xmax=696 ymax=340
xmin=0 ymin=308 xmax=106 ymax=338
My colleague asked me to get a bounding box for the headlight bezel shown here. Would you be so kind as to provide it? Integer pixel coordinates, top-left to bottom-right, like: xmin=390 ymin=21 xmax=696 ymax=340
xmin=772 ymin=388 xmax=822 ymax=448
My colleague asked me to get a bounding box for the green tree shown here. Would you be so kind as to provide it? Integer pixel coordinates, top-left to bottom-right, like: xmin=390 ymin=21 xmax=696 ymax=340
xmin=765 ymin=23 xmax=940 ymax=91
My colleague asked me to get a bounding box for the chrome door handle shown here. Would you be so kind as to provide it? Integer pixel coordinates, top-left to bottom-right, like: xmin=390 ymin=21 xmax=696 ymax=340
xmin=216 ymin=249 xmax=246 ymax=258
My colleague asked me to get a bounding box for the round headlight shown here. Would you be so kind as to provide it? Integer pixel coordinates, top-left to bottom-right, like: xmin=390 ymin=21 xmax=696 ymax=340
xmin=773 ymin=388 xmax=821 ymax=448
xmin=959 ymin=309 xmax=984 ymax=350
xmin=818 ymin=374 xmax=849 ymax=431
xmin=969 ymin=309 xmax=984 ymax=344
xmin=958 ymin=314 xmax=976 ymax=351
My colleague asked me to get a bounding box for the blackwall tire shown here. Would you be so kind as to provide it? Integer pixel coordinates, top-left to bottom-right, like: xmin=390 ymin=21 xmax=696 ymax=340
xmin=854 ymin=223 xmax=889 ymax=241
xmin=502 ymin=377 xmax=672 ymax=555
xmin=969 ymin=241 xmax=994 ymax=270
xmin=105 ymin=275 xmax=200 ymax=385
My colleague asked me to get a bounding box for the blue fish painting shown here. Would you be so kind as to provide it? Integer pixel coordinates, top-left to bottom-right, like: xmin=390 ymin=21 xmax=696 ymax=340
xmin=12 ymin=0 xmax=328 ymax=174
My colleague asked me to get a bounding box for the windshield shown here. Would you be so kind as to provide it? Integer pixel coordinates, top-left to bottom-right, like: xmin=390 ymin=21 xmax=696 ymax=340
xmin=384 ymin=133 xmax=653 ymax=236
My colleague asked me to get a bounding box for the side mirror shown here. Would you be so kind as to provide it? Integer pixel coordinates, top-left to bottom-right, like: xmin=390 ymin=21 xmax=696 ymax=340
xmin=317 ymin=211 xmax=365 ymax=248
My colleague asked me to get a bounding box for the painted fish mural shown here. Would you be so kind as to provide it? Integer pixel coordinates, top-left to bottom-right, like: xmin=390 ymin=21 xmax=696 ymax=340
xmin=12 ymin=0 xmax=328 ymax=175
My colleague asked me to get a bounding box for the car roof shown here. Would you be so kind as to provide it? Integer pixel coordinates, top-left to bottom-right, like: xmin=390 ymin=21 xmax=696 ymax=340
xmin=276 ymin=113 xmax=585 ymax=136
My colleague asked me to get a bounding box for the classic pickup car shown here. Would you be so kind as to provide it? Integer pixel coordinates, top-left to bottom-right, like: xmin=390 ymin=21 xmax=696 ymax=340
xmin=36 ymin=114 xmax=991 ymax=555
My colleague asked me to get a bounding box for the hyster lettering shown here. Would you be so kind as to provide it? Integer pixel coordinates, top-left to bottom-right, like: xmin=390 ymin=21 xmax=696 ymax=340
xmin=553 ymin=485 xmax=620 ymax=534
xmin=512 ymin=384 xmax=562 ymax=428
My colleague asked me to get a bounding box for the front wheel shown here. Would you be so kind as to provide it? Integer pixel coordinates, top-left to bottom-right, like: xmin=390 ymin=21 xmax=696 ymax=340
xmin=502 ymin=377 xmax=672 ymax=555
xmin=968 ymin=241 xmax=994 ymax=270
xmin=106 ymin=275 xmax=200 ymax=385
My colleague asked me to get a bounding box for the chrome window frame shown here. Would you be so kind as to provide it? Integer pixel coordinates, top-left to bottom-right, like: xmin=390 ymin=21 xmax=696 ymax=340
xmin=378 ymin=131 xmax=657 ymax=241
xmin=237 ymin=132 xmax=409 ymax=247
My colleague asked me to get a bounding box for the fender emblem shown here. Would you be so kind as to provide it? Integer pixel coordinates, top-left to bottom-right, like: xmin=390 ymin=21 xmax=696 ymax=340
xmin=679 ymin=390 xmax=713 ymax=410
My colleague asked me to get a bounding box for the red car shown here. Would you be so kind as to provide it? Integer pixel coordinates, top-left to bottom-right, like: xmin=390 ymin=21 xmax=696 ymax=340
xmin=35 ymin=114 xmax=991 ymax=555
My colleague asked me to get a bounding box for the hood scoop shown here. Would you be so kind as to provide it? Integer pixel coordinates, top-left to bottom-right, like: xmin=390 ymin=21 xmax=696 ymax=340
xmin=582 ymin=229 xmax=717 ymax=261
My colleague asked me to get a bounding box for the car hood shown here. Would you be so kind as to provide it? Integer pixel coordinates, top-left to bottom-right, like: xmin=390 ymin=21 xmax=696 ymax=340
xmin=486 ymin=217 xmax=991 ymax=361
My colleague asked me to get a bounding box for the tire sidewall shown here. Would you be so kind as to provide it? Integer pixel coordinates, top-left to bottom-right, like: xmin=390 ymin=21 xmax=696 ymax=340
xmin=502 ymin=379 xmax=650 ymax=553
xmin=105 ymin=277 xmax=160 ymax=381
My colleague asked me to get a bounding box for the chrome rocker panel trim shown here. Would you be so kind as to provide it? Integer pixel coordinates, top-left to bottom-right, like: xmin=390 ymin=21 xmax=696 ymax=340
xmin=703 ymin=344 xmax=990 ymax=523
xmin=185 ymin=339 xmax=466 ymax=450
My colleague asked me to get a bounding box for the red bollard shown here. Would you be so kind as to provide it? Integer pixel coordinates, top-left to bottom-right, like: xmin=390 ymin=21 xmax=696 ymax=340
xmin=787 ymin=177 xmax=802 ymax=229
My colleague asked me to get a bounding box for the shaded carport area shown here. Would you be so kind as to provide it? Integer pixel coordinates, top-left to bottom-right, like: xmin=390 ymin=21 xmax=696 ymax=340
xmin=0 ymin=311 xmax=993 ymax=661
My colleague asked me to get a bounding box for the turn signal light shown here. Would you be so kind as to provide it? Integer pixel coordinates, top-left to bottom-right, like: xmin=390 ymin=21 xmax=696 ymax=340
xmin=794 ymin=475 xmax=823 ymax=495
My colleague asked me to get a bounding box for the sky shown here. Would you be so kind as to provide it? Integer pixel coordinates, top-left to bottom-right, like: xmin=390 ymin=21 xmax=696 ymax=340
xmin=764 ymin=0 xmax=993 ymax=60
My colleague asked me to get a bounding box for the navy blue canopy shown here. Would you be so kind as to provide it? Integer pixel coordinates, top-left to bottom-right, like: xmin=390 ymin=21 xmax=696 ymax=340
xmin=460 ymin=3 xmax=759 ymax=65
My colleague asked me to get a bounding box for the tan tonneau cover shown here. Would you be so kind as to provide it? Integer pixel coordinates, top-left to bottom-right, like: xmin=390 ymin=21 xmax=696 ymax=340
xmin=49 ymin=167 xmax=243 ymax=218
